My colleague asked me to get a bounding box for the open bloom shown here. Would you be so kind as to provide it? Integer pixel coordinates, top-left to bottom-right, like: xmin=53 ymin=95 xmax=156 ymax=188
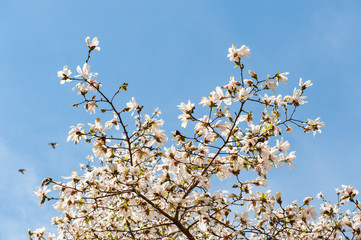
xmin=178 ymin=100 xmax=194 ymax=114
xmin=76 ymin=63 xmax=91 ymax=79
xmin=222 ymin=76 xmax=241 ymax=93
xmin=277 ymin=72 xmax=289 ymax=84
xmin=299 ymin=78 xmax=313 ymax=90
xmin=265 ymin=74 xmax=278 ymax=94
xmin=178 ymin=113 xmax=192 ymax=128
xmin=34 ymin=186 xmax=51 ymax=198
xmin=57 ymin=65 xmax=72 ymax=84
xmin=85 ymin=102 xmax=96 ymax=114
xmin=227 ymin=44 xmax=250 ymax=63
xmin=127 ymin=97 xmax=138 ymax=115
xmin=291 ymin=88 xmax=307 ymax=106
xmin=304 ymin=117 xmax=325 ymax=136
xmin=235 ymin=87 xmax=252 ymax=102
xmin=85 ymin=37 xmax=100 ymax=51
xmin=67 ymin=123 xmax=87 ymax=144
xmin=276 ymin=138 xmax=290 ymax=152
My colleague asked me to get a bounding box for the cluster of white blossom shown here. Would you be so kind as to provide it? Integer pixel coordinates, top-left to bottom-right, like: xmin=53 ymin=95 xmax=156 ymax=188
xmin=29 ymin=37 xmax=360 ymax=240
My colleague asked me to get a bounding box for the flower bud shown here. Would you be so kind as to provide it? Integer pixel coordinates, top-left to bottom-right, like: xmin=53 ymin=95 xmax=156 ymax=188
xmin=244 ymin=79 xmax=254 ymax=85
xmin=286 ymin=125 xmax=292 ymax=133
xmin=276 ymin=192 xmax=282 ymax=204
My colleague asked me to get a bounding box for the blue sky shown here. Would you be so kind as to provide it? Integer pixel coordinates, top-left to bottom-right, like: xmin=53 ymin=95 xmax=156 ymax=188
xmin=1 ymin=1 xmax=361 ymax=239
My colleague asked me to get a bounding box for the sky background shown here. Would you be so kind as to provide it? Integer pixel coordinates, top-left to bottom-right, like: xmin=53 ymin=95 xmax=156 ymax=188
xmin=1 ymin=1 xmax=361 ymax=239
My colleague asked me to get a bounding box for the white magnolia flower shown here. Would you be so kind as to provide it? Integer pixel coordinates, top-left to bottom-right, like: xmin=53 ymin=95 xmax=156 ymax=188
xmin=85 ymin=102 xmax=96 ymax=114
xmin=57 ymin=65 xmax=72 ymax=84
xmin=265 ymin=74 xmax=278 ymax=94
xmin=85 ymin=36 xmax=100 ymax=51
xmin=127 ymin=97 xmax=138 ymax=115
xmin=276 ymin=138 xmax=290 ymax=152
xmin=236 ymin=87 xmax=252 ymax=102
xmin=177 ymin=100 xmax=194 ymax=114
xmin=304 ymin=117 xmax=325 ymax=136
xmin=34 ymin=186 xmax=51 ymax=198
xmin=227 ymin=44 xmax=250 ymax=63
xmin=299 ymin=78 xmax=313 ymax=90
xmin=291 ymin=88 xmax=307 ymax=106
xmin=277 ymin=72 xmax=289 ymax=84
xmin=67 ymin=123 xmax=86 ymax=144
xmin=76 ymin=63 xmax=91 ymax=79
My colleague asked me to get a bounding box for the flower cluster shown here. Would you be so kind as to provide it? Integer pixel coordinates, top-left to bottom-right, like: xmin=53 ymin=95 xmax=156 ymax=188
xmin=29 ymin=38 xmax=360 ymax=240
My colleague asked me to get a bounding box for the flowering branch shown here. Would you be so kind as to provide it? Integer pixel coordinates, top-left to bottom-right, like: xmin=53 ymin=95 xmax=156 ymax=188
xmin=29 ymin=38 xmax=360 ymax=240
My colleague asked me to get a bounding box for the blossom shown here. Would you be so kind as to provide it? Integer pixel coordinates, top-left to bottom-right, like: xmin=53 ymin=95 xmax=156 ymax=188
xmin=273 ymin=94 xmax=286 ymax=106
xmin=222 ymin=76 xmax=241 ymax=93
xmin=299 ymin=78 xmax=313 ymax=90
xmin=235 ymin=87 xmax=252 ymax=102
xmin=265 ymin=74 xmax=278 ymax=94
xmin=340 ymin=185 xmax=359 ymax=200
xmin=178 ymin=113 xmax=192 ymax=128
xmin=316 ymin=192 xmax=324 ymax=199
xmin=178 ymin=100 xmax=194 ymax=127
xmin=151 ymin=127 xmax=168 ymax=146
xmin=93 ymin=138 xmax=110 ymax=159
xmin=291 ymin=88 xmax=307 ymax=106
xmin=260 ymin=94 xmax=275 ymax=105
xmin=194 ymin=115 xmax=211 ymax=136
xmin=85 ymin=37 xmax=100 ymax=51
xmin=105 ymin=112 xmax=120 ymax=130
xmin=88 ymin=118 xmax=105 ymax=134
xmin=67 ymin=123 xmax=86 ymax=144
xmin=276 ymin=138 xmax=290 ymax=152
xmin=153 ymin=107 xmax=161 ymax=116
xmin=178 ymin=100 xmax=194 ymax=114
xmin=76 ymin=63 xmax=91 ymax=79
xmin=276 ymin=72 xmax=289 ymax=84
xmin=235 ymin=211 xmax=252 ymax=227
xmin=200 ymin=96 xmax=212 ymax=107
xmin=34 ymin=186 xmax=51 ymax=206
xmin=238 ymin=113 xmax=253 ymax=126
xmin=57 ymin=65 xmax=72 ymax=84
xmin=304 ymin=117 xmax=325 ymax=136
xmin=34 ymin=186 xmax=51 ymax=198
xmin=227 ymin=44 xmax=250 ymax=63
xmin=214 ymin=87 xmax=231 ymax=105
xmin=303 ymin=206 xmax=317 ymax=220
xmin=85 ymin=101 xmax=96 ymax=114
xmin=126 ymin=97 xmax=138 ymax=115
xmin=72 ymin=82 xmax=89 ymax=95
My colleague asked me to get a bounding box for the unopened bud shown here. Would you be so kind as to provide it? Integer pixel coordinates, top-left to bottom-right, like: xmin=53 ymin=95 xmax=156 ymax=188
xmin=244 ymin=79 xmax=254 ymax=85
xmin=303 ymin=196 xmax=313 ymax=205
xmin=283 ymin=96 xmax=292 ymax=102
xmin=286 ymin=125 xmax=292 ymax=133
xmin=276 ymin=192 xmax=282 ymax=204
xmin=248 ymin=70 xmax=258 ymax=80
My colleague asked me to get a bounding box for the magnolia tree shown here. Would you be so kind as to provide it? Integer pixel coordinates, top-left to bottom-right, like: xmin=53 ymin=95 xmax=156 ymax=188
xmin=29 ymin=37 xmax=361 ymax=240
